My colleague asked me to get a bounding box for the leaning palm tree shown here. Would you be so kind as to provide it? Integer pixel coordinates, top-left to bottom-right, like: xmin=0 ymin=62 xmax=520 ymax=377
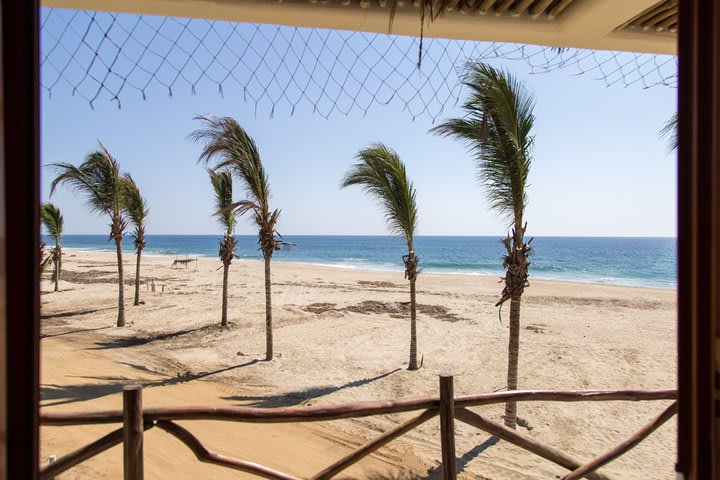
xmin=122 ymin=174 xmax=149 ymax=306
xmin=209 ymin=169 xmax=237 ymax=327
xmin=432 ymin=62 xmax=535 ymax=429
xmin=190 ymin=115 xmax=288 ymax=360
xmin=340 ymin=144 xmax=421 ymax=370
xmin=51 ymin=143 xmax=129 ymax=327
xmin=40 ymin=203 xmax=64 ymax=292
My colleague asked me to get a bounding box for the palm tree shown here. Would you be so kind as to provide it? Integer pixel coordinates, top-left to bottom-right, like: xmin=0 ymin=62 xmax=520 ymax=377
xmin=209 ymin=169 xmax=237 ymax=327
xmin=122 ymin=174 xmax=149 ymax=306
xmin=51 ymin=143 xmax=129 ymax=327
xmin=190 ymin=115 xmax=288 ymax=360
xmin=432 ymin=62 xmax=535 ymax=429
xmin=340 ymin=143 xmax=421 ymax=370
xmin=40 ymin=203 xmax=64 ymax=292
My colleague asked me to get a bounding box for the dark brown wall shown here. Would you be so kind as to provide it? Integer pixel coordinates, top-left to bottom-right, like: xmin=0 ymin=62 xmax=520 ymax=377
xmin=2 ymin=1 xmax=40 ymax=479
xmin=677 ymin=1 xmax=719 ymax=478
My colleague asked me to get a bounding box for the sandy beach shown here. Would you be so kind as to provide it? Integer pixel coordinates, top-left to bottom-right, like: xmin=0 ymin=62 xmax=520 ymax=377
xmin=39 ymin=249 xmax=677 ymax=479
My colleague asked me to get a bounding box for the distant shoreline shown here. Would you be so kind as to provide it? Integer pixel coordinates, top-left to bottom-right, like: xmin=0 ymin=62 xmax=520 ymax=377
xmin=56 ymin=233 xmax=678 ymax=238
xmin=61 ymin=246 xmax=677 ymax=291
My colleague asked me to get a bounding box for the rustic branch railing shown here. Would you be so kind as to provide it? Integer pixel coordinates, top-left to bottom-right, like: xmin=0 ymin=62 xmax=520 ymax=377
xmin=39 ymin=376 xmax=677 ymax=480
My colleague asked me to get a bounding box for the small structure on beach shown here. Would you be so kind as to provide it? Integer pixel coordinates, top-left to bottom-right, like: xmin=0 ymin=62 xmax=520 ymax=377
xmin=171 ymin=257 xmax=198 ymax=269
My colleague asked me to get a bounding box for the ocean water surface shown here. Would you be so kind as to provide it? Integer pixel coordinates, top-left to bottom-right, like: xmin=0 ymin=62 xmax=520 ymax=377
xmin=48 ymin=235 xmax=677 ymax=289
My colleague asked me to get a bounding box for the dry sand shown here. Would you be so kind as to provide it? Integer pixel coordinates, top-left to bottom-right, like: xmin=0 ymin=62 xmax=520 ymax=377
xmin=40 ymin=250 xmax=677 ymax=479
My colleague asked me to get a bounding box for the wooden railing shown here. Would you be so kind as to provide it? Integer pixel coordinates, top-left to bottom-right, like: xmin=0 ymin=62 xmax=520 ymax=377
xmin=39 ymin=375 xmax=677 ymax=480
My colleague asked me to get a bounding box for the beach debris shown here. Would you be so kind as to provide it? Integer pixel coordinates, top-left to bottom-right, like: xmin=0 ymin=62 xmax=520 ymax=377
xmin=303 ymin=302 xmax=337 ymax=314
xmin=500 ymin=415 xmax=533 ymax=431
xmin=59 ymin=269 xmax=135 ymax=285
xmin=302 ymin=301 xmax=466 ymax=322
xmin=525 ymin=324 xmax=548 ymax=334
xmin=357 ymin=280 xmax=399 ymax=288
xmin=516 ymin=417 xmax=533 ymax=431
xmin=171 ymin=257 xmax=198 ymax=269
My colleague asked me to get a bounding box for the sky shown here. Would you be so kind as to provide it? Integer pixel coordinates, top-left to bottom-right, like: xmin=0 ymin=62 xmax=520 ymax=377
xmin=40 ymin=16 xmax=678 ymax=238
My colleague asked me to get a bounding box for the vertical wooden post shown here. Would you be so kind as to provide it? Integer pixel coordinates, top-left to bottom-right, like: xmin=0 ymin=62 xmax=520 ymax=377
xmin=3 ymin=3 xmax=41 ymax=479
xmin=123 ymin=386 xmax=143 ymax=480
xmin=47 ymin=455 xmax=56 ymax=480
xmin=677 ymin=1 xmax=720 ymax=478
xmin=439 ymin=374 xmax=456 ymax=480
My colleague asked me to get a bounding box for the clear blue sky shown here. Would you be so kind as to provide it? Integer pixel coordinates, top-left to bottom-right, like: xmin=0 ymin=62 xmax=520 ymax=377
xmin=40 ymin=19 xmax=677 ymax=237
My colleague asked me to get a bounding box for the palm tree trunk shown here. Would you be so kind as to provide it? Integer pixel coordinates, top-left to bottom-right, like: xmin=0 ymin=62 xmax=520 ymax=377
xmin=115 ymin=236 xmax=126 ymax=327
xmin=264 ymin=256 xmax=273 ymax=361
xmin=504 ymin=292 xmax=522 ymax=428
xmin=58 ymin=242 xmax=62 ymax=276
xmin=53 ymin=256 xmax=59 ymax=292
xmin=53 ymin=241 xmax=60 ymax=292
xmin=221 ymin=262 xmax=229 ymax=327
xmin=133 ymin=249 xmax=142 ymax=306
xmin=408 ymin=276 xmax=418 ymax=370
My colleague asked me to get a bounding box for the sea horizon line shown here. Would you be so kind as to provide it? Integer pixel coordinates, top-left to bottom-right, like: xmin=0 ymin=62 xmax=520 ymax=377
xmin=52 ymin=233 xmax=678 ymax=239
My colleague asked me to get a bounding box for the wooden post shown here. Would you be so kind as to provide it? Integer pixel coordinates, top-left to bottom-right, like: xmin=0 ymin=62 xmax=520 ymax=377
xmin=123 ymin=385 xmax=143 ymax=480
xmin=48 ymin=455 xmax=56 ymax=480
xmin=439 ymin=374 xmax=456 ymax=480
xmin=677 ymin=1 xmax=720 ymax=477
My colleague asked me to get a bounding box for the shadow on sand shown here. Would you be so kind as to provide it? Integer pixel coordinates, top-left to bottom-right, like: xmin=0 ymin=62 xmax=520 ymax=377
xmin=40 ymin=359 xmax=260 ymax=407
xmin=41 ymin=307 xmax=115 ymax=320
xmin=220 ymin=368 xmax=402 ymax=408
xmin=41 ymin=325 xmax=113 ymax=338
xmin=364 ymin=471 xmax=446 ymax=480
xmin=88 ymin=325 xmax=215 ymax=349
xmin=424 ymin=435 xmax=500 ymax=478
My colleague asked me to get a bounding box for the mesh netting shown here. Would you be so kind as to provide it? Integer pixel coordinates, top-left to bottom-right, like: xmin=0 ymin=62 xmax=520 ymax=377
xmin=40 ymin=8 xmax=677 ymax=120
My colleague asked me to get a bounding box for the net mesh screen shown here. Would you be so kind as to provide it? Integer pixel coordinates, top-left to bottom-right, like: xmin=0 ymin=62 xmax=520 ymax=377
xmin=40 ymin=8 xmax=677 ymax=120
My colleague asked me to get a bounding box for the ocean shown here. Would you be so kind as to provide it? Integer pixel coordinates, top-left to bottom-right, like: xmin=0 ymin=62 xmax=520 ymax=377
xmin=46 ymin=235 xmax=677 ymax=289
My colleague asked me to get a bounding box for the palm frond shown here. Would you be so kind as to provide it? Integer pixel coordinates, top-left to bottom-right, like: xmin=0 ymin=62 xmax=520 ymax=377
xmin=341 ymin=143 xmax=418 ymax=250
xmin=121 ymin=173 xmax=149 ymax=251
xmin=208 ymin=169 xmax=236 ymax=234
xmin=40 ymin=241 xmax=52 ymax=275
xmin=192 ymin=115 xmax=287 ymax=258
xmin=50 ymin=145 xmax=125 ymax=218
xmin=51 ymin=142 xmax=127 ymax=241
xmin=660 ymin=113 xmax=678 ymax=152
xmin=431 ymin=61 xmax=535 ymax=225
xmin=121 ymin=174 xmax=149 ymax=227
xmin=190 ymin=115 xmax=270 ymax=211
xmin=40 ymin=203 xmax=64 ymax=240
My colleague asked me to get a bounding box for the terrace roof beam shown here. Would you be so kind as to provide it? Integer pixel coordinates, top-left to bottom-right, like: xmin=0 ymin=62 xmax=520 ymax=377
xmin=41 ymin=0 xmax=675 ymax=55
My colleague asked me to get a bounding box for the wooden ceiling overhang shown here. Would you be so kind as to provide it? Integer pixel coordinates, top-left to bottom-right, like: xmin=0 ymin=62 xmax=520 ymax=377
xmin=42 ymin=0 xmax=676 ymax=55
